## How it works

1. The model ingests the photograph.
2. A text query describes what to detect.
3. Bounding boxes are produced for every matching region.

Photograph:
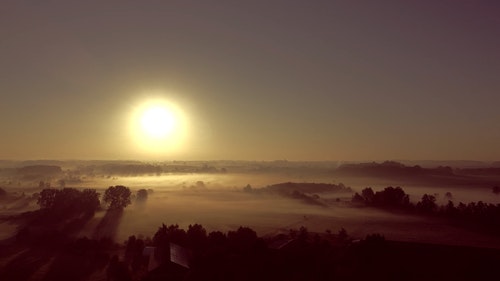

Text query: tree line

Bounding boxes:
[36,185,149,213]
[352,186,500,233]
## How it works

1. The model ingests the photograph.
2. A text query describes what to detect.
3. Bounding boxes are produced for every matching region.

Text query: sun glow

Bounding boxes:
[140,106,176,139]
[130,98,188,154]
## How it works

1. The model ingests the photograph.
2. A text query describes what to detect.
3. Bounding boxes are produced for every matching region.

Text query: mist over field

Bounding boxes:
[2,160,500,281]
[2,160,500,248]
[101,174,500,248]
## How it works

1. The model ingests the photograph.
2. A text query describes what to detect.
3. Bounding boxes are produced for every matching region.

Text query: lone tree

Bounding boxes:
[136,189,148,202]
[104,185,131,210]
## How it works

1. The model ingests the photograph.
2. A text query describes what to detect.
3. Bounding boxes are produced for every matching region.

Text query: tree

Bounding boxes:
[125,235,146,272]
[364,233,385,244]
[37,188,58,209]
[444,200,457,217]
[187,224,208,250]
[243,184,253,192]
[36,188,100,215]
[136,189,148,202]
[153,224,188,262]
[373,186,410,208]
[351,192,364,203]
[445,192,453,200]
[361,187,375,203]
[56,188,81,211]
[208,231,227,246]
[338,228,348,241]
[417,194,437,214]
[103,185,131,209]
[228,226,258,251]
[80,189,100,214]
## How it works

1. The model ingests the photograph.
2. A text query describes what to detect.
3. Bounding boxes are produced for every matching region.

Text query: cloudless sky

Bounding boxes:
[1,0,499,161]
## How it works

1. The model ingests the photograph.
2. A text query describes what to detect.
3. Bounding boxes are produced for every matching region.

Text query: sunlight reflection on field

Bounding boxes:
[89,173,326,190]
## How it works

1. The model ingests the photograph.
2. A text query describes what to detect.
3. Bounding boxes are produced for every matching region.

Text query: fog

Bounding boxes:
[75,173,500,248]
[345,178,500,205]
[84,173,500,205]
[2,169,500,249]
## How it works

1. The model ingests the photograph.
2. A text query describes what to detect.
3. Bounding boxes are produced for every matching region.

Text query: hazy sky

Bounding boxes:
[1,0,499,161]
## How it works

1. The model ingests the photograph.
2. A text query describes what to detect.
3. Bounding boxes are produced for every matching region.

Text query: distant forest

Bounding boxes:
[2,160,500,179]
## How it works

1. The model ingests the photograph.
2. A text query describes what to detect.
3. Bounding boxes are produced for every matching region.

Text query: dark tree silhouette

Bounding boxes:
[243,184,253,192]
[55,188,81,210]
[136,189,148,202]
[353,186,410,209]
[103,185,131,210]
[187,224,208,250]
[352,192,364,203]
[227,226,258,252]
[80,189,100,215]
[372,186,410,208]
[443,200,458,217]
[37,188,100,215]
[152,224,188,263]
[37,188,58,209]
[445,191,453,200]
[361,187,375,203]
[417,194,437,213]
[124,235,146,272]
[207,230,227,245]
[338,228,348,241]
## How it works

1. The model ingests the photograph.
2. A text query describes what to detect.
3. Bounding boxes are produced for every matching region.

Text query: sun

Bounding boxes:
[130,99,187,154]
[140,105,176,139]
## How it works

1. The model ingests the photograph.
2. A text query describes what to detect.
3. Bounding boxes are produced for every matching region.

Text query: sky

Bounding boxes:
[1,0,499,161]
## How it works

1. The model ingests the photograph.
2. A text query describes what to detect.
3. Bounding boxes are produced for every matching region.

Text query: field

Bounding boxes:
[2,169,500,248]
[2,162,500,280]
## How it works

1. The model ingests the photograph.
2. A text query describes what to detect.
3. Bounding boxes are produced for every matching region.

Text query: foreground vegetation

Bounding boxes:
[2,220,500,281]
[1,182,500,280]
